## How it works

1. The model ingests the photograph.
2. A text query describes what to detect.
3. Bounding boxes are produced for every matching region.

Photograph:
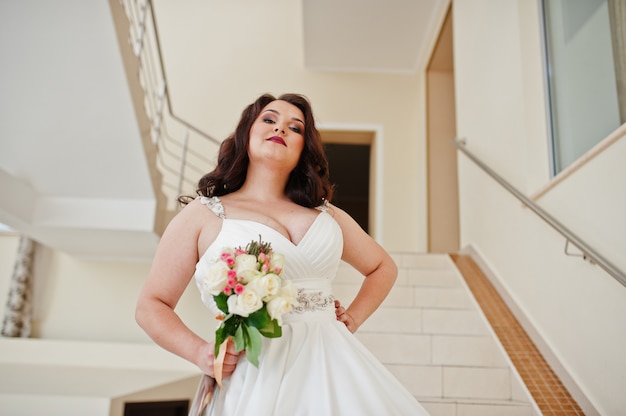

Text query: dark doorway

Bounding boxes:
[324,143,370,233]
[124,400,189,416]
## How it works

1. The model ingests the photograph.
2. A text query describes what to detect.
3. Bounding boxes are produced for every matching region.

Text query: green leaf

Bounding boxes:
[247,306,270,329]
[247,307,282,338]
[214,325,226,356]
[264,321,282,338]
[233,324,246,353]
[213,293,229,314]
[225,315,242,334]
[214,315,242,355]
[245,325,262,367]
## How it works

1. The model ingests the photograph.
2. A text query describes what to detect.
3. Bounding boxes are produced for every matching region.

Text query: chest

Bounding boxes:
[221,198,319,246]
[236,211,318,246]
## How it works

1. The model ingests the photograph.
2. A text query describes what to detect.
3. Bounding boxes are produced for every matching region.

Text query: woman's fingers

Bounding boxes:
[335,299,345,317]
[202,339,240,378]
[215,339,243,377]
[334,299,356,333]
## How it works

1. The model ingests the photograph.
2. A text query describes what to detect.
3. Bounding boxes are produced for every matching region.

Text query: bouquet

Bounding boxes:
[197,236,299,385]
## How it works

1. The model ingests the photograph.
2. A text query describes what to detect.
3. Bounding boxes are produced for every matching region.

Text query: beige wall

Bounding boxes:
[0,232,214,344]
[0,338,200,416]
[153,0,429,252]
[31,247,216,344]
[427,71,458,252]
[453,0,626,415]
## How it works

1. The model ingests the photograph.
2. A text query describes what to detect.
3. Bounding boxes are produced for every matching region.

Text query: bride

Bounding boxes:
[136,93,430,415]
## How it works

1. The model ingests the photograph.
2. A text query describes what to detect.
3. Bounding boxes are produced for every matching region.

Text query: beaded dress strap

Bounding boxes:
[199,196,225,219]
[315,199,330,212]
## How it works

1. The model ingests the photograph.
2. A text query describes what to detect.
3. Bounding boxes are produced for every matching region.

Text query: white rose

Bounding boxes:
[200,260,230,296]
[269,252,285,273]
[247,273,281,301]
[235,254,260,282]
[278,279,299,304]
[226,287,263,317]
[267,296,292,326]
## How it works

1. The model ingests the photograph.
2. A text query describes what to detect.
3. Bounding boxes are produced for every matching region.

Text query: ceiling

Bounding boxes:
[302,0,445,73]
[0,0,447,261]
[0,1,158,261]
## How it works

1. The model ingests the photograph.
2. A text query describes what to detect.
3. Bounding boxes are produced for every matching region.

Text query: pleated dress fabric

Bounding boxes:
[195,197,429,415]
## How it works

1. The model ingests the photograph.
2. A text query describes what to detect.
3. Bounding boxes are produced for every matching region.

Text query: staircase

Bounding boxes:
[334,253,539,416]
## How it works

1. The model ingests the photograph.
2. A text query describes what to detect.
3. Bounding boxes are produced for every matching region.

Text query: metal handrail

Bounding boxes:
[453,138,626,288]
[146,1,221,147]
[119,0,220,210]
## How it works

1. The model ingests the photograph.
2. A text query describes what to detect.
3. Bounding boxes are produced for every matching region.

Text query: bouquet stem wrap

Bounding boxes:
[214,337,230,388]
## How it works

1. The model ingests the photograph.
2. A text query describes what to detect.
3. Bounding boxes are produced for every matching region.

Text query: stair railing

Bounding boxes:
[453,138,626,288]
[118,0,220,211]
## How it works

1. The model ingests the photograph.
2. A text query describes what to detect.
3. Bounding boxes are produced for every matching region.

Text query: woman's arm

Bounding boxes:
[135,200,240,377]
[330,205,398,333]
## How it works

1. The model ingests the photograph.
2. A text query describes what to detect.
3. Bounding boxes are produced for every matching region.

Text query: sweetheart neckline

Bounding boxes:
[223,211,328,248]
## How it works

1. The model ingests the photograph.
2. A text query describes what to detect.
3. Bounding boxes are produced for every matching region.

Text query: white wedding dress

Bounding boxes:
[195,196,429,415]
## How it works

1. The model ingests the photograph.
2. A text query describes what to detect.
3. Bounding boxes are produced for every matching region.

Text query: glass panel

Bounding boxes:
[542,0,621,174]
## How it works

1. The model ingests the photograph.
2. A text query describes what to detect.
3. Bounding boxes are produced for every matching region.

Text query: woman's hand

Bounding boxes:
[335,299,357,333]
[197,340,243,378]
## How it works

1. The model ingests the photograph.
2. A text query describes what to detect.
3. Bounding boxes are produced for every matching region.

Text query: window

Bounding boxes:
[542,0,623,175]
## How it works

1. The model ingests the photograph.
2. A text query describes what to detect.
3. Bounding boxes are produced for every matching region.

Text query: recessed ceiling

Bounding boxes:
[302,0,445,73]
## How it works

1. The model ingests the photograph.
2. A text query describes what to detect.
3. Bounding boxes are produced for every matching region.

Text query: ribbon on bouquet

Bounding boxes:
[213,337,231,388]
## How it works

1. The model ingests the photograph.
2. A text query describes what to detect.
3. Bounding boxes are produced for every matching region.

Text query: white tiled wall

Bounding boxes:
[333,253,540,416]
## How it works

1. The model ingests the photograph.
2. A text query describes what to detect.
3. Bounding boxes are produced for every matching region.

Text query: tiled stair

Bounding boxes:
[333,253,540,416]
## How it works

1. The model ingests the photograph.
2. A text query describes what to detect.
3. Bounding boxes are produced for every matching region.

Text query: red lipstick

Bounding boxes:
[267,136,287,146]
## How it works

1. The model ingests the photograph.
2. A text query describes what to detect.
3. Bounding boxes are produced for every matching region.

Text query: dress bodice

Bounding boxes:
[194,196,343,312]
[193,199,429,415]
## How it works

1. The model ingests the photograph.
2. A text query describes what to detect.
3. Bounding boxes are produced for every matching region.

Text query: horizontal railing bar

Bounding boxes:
[453,138,626,288]
[120,0,221,214]
[147,0,220,146]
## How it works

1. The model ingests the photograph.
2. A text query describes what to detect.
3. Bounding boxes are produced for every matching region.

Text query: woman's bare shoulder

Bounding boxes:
[323,202,348,222]
[173,197,221,224]
[189,198,225,257]
[160,198,224,257]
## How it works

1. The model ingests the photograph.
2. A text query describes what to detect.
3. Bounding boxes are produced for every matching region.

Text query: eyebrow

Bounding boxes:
[264,109,305,126]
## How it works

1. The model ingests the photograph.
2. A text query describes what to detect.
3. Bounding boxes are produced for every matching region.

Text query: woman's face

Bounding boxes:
[248,100,306,172]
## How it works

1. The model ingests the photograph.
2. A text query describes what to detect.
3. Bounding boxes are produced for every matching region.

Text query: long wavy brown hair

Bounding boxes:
[182,93,333,208]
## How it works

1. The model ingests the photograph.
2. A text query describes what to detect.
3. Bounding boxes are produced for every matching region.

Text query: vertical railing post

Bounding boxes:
[178,129,190,198]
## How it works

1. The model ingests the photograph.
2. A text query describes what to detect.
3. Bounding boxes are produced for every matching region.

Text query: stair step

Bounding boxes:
[334,253,538,414]
[420,398,534,416]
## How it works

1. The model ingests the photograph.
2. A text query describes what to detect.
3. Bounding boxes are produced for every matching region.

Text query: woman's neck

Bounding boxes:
[236,164,291,202]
